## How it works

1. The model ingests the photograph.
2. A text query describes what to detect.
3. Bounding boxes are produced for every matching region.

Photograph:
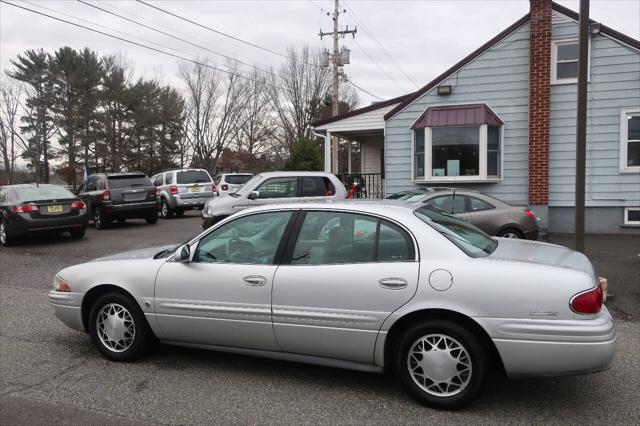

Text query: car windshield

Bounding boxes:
[107,175,152,189]
[389,191,429,202]
[13,185,75,201]
[414,205,498,257]
[176,170,211,184]
[225,175,253,184]
[231,175,263,197]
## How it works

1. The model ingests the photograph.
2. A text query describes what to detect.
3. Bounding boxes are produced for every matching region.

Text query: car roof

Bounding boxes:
[239,199,423,219]
[163,168,210,173]
[93,172,147,177]
[256,171,335,178]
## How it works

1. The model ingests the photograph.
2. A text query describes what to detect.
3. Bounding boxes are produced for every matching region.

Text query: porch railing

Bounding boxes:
[336,173,384,199]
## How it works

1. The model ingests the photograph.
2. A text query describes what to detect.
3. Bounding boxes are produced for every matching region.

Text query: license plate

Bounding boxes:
[190,186,201,193]
[47,205,63,213]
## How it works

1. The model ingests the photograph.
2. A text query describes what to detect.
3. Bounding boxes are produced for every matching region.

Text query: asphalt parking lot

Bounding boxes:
[1,212,639,425]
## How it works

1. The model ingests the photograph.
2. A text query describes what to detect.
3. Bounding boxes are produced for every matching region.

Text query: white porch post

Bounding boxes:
[347,140,352,174]
[324,131,332,172]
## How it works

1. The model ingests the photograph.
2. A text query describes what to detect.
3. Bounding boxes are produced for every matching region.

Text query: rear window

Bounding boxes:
[14,185,75,201]
[225,175,252,185]
[414,205,497,257]
[176,170,211,184]
[107,175,152,189]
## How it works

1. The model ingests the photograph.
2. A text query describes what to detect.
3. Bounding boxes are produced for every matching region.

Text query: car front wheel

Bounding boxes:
[394,320,487,409]
[160,199,173,219]
[94,207,107,230]
[497,228,524,239]
[0,221,15,247]
[88,292,153,361]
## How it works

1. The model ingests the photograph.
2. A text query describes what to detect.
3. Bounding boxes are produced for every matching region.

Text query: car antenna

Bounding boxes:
[451,187,456,214]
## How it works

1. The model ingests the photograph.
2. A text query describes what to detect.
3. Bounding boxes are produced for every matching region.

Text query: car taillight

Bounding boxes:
[70,200,86,209]
[570,284,603,314]
[11,204,39,213]
[212,184,217,192]
[524,209,536,220]
[221,184,228,191]
[170,185,178,195]
[101,190,111,201]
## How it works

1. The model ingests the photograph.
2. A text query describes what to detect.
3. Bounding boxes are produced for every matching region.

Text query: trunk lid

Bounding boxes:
[107,175,155,205]
[489,238,595,276]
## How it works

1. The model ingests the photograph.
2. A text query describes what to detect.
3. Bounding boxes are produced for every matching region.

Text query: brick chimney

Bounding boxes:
[528,0,552,205]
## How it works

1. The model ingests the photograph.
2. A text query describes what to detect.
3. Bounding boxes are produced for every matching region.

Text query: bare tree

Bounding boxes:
[236,68,275,157]
[0,78,28,184]
[181,60,252,171]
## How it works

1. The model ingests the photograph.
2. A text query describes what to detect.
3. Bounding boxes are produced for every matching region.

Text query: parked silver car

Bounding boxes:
[49,201,615,409]
[387,188,539,239]
[213,173,253,197]
[151,169,215,219]
[201,171,347,229]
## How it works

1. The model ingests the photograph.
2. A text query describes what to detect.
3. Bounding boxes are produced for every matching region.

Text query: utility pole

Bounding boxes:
[574,0,590,253]
[319,0,356,173]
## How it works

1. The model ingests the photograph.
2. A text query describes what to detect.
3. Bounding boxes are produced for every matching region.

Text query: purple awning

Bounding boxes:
[411,104,503,129]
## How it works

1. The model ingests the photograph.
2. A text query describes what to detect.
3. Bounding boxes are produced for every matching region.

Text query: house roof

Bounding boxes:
[383,2,640,122]
[411,104,503,129]
[310,92,414,128]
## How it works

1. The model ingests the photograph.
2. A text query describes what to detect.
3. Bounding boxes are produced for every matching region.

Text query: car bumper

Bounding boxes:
[48,291,85,332]
[476,307,617,377]
[169,194,215,209]
[104,202,157,218]
[524,229,539,240]
[8,213,88,236]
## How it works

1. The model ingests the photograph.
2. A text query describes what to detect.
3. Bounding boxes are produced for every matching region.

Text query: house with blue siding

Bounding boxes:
[312,0,640,234]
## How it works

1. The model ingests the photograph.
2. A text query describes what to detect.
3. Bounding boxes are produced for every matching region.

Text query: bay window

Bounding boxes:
[412,104,503,182]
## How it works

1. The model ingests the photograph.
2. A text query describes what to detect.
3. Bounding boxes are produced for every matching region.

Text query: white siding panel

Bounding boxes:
[315,103,399,132]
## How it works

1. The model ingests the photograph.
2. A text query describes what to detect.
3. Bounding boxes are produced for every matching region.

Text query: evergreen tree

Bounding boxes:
[283,136,322,171]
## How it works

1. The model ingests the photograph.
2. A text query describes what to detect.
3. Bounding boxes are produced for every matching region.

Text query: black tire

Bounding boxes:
[88,292,153,361]
[117,218,126,224]
[394,320,487,409]
[0,220,15,247]
[69,228,86,239]
[145,215,158,225]
[94,207,108,230]
[160,199,173,219]
[497,228,524,239]
[174,209,185,217]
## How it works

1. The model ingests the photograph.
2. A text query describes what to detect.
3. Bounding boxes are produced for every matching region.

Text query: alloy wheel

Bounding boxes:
[407,334,472,397]
[502,232,520,238]
[96,303,136,353]
[161,201,169,218]
[94,209,102,228]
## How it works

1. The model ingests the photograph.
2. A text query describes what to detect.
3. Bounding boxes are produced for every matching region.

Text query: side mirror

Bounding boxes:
[248,191,259,200]
[174,244,191,263]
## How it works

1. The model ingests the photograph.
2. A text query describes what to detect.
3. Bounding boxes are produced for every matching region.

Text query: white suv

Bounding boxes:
[201,171,347,228]
[213,173,253,197]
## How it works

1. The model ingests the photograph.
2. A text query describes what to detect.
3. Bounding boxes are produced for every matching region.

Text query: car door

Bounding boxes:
[154,210,295,350]
[248,176,301,207]
[464,195,500,234]
[78,176,97,212]
[272,210,419,363]
[298,176,336,202]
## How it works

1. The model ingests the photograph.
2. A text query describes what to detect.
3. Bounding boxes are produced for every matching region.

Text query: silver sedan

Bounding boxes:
[49,201,616,409]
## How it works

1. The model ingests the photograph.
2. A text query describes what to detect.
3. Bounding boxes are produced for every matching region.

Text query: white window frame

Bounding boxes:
[411,124,503,183]
[623,207,640,226]
[620,108,640,173]
[551,38,590,85]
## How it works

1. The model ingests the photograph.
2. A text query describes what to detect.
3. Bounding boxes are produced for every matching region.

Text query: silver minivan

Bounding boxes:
[151,169,215,219]
[201,171,347,228]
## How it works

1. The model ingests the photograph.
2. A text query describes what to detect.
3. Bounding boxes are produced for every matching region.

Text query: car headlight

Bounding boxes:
[53,275,71,292]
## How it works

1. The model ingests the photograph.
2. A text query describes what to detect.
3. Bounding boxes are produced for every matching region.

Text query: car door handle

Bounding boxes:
[378,278,408,290]
[242,275,267,286]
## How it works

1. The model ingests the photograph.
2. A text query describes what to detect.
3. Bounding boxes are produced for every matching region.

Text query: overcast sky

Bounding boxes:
[1,0,639,107]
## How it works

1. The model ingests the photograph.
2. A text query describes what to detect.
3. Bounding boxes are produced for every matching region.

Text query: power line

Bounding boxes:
[136,0,289,59]
[76,0,276,78]
[343,0,419,89]
[349,30,405,91]
[136,0,383,100]
[0,1,290,93]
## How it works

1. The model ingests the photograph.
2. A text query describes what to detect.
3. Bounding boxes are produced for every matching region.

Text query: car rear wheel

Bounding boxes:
[69,228,86,239]
[88,292,153,361]
[174,209,185,217]
[1,221,15,247]
[160,199,174,219]
[394,320,487,409]
[94,207,107,230]
[145,215,158,225]
[497,228,524,239]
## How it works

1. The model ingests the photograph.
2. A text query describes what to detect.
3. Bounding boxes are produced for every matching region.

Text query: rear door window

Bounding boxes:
[290,211,414,265]
[153,175,164,186]
[425,195,465,214]
[225,175,253,185]
[468,196,494,212]
[300,177,335,197]
[107,175,152,189]
[176,170,211,184]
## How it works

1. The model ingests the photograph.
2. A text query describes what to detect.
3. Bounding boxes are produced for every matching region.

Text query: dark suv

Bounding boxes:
[77,173,158,229]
